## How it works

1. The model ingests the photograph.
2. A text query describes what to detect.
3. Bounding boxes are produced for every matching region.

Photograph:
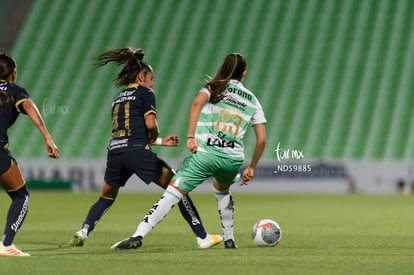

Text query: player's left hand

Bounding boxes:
[240,166,255,186]
[45,138,59,158]
[162,135,179,146]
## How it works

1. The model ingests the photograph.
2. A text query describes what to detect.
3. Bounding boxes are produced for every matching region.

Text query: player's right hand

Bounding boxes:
[187,137,198,153]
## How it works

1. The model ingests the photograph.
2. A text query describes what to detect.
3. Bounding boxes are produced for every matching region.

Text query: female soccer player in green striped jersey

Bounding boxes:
[112,53,266,249]
[71,48,222,249]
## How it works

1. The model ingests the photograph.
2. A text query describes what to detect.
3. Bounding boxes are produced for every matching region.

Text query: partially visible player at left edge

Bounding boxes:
[0,53,59,256]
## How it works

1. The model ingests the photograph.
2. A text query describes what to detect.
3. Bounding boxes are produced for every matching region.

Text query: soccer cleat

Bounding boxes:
[197,233,223,249]
[70,229,88,247]
[0,243,30,256]
[110,236,143,250]
[224,239,237,249]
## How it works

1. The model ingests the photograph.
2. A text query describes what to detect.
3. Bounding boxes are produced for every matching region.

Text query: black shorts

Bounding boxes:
[0,148,17,175]
[104,147,172,187]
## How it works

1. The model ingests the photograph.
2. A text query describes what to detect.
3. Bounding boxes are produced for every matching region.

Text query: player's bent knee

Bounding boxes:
[8,184,30,200]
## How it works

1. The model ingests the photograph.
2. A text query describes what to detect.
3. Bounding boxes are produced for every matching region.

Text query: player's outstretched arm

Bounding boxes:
[241,123,266,185]
[20,99,59,158]
[151,135,179,146]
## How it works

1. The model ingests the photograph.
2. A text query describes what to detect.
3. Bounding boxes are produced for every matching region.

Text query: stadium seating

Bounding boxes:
[8,0,414,160]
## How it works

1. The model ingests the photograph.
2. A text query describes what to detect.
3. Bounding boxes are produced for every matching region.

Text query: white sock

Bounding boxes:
[213,187,234,241]
[132,185,183,238]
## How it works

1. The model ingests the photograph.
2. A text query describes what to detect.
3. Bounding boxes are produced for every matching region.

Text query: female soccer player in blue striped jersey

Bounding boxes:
[112,53,266,249]
[71,48,222,249]
[0,53,59,256]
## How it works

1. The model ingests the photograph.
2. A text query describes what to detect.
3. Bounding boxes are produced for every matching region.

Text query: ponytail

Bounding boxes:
[95,47,152,87]
[204,53,246,104]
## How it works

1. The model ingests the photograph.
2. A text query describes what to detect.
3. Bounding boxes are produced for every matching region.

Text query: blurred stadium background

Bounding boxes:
[1,0,413,193]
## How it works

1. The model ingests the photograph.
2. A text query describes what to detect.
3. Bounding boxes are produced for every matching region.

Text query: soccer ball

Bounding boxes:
[252,219,282,247]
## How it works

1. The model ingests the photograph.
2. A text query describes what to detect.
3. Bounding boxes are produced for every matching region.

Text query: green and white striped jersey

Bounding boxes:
[195,79,266,160]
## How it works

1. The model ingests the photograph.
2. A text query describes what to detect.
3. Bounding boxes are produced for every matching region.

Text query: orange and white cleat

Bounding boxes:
[0,243,30,257]
[197,233,223,249]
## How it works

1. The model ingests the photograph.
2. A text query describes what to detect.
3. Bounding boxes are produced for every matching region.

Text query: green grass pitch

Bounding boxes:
[0,191,413,274]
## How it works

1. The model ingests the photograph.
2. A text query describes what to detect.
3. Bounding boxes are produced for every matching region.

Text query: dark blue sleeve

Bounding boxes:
[141,88,157,117]
[10,83,31,113]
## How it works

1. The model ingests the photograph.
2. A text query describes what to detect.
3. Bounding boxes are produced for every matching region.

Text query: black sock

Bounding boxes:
[2,185,30,246]
[178,195,207,239]
[81,197,114,234]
